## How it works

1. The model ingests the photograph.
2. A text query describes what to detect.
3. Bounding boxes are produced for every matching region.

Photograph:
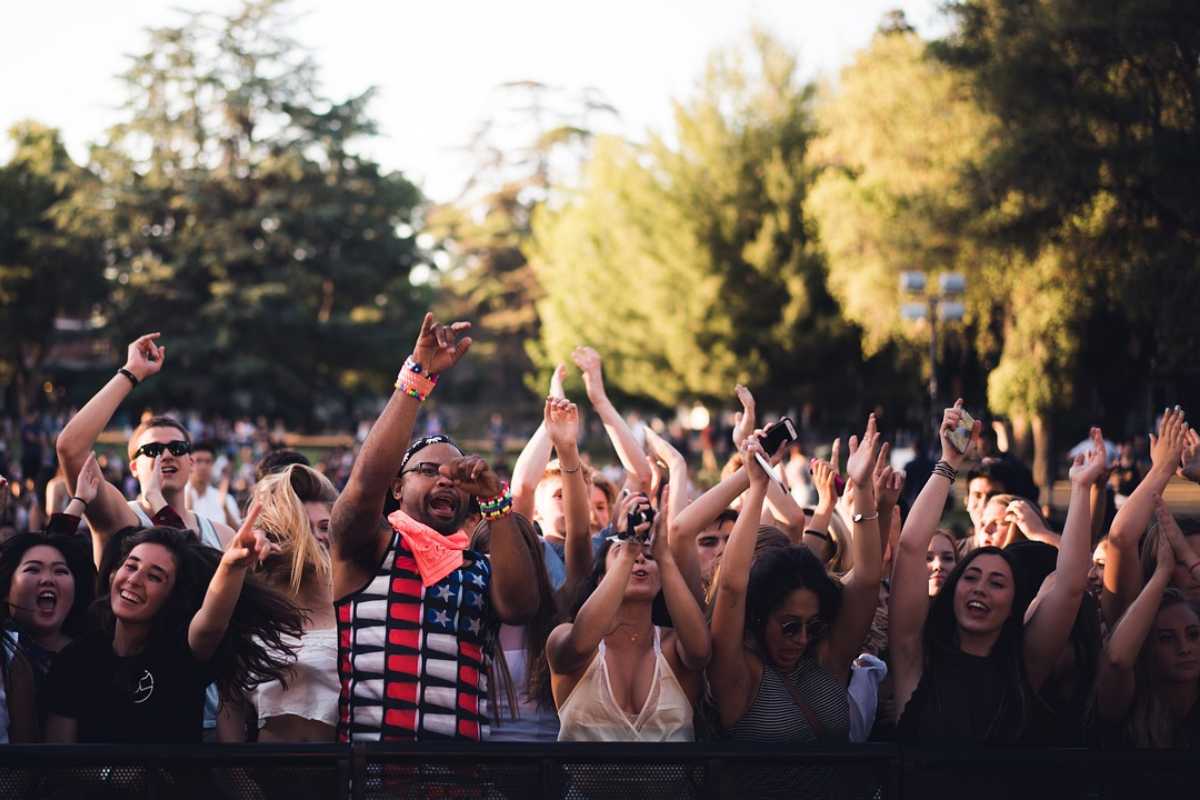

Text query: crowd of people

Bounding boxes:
[1,315,1198,765]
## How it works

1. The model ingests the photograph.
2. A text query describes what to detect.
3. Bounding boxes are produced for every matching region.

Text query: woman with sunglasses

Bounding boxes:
[708,416,884,743]
[44,507,303,743]
[56,333,236,570]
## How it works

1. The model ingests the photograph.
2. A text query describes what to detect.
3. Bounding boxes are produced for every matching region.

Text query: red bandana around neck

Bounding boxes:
[386,509,469,587]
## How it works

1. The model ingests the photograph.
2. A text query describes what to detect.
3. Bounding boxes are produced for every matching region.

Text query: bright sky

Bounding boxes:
[2,0,945,202]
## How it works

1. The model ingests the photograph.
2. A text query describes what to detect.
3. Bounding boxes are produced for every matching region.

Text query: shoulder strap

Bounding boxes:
[768,662,830,742]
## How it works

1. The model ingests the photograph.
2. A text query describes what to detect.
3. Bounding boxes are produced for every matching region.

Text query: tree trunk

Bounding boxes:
[1030,411,1053,510]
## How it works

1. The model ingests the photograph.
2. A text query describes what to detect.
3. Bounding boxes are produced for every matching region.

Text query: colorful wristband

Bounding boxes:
[394,356,439,401]
[479,482,513,520]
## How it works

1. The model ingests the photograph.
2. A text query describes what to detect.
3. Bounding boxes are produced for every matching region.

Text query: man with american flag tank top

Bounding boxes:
[329,312,539,741]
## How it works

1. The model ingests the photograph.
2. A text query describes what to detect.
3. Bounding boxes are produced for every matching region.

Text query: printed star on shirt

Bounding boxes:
[432,610,451,627]
[470,573,486,587]
[468,618,482,635]
[435,585,453,602]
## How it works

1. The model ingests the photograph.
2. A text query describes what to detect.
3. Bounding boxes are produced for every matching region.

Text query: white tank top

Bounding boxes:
[556,626,693,742]
[248,628,339,727]
[126,500,221,550]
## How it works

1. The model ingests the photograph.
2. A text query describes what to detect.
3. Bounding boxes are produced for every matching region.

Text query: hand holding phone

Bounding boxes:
[753,417,798,483]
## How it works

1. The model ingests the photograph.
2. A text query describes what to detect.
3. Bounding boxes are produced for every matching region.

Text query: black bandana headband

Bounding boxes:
[398,434,464,475]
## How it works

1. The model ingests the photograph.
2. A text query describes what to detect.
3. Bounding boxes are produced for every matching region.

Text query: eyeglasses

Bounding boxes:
[779,617,827,640]
[133,440,192,460]
[401,462,444,479]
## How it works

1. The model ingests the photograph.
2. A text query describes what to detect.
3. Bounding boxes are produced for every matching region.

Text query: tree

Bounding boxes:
[427,81,617,403]
[0,122,105,417]
[60,0,426,425]
[531,31,878,423]
[934,0,1200,435]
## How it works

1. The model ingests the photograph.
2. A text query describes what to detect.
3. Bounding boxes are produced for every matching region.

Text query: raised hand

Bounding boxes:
[612,492,653,542]
[1153,510,1176,576]
[1178,427,1200,483]
[873,443,904,516]
[142,454,166,505]
[731,385,756,449]
[741,436,770,490]
[810,457,839,513]
[1153,497,1186,552]
[544,397,581,448]
[1069,426,1109,487]
[939,399,979,470]
[411,312,472,375]
[643,426,683,465]
[845,414,881,488]
[571,346,604,398]
[221,504,270,571]
[549,363,567,400]
[1005,498,1052,538]
[123,333,166,382]
[74,452,104,506]
[1149,406,1188,476]
[439,456,503,498]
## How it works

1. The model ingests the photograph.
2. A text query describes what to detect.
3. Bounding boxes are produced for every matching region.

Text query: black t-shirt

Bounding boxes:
[46,628,213,743]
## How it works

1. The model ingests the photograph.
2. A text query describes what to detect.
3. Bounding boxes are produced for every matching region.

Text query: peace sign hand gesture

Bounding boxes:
[411,312,473,375]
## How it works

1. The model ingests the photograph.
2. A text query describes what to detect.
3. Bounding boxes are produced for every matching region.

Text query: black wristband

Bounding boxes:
[933,460,958,481]
[68,495,89,509]
[803,528,831,542]
[118,368,140,387]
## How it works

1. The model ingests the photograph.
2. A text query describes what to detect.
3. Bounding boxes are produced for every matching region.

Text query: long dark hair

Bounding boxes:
[96,527,304,699]
[470,514,558,713]
[0,532,96,641]
[924,545,1033,742]
[744,543,843,661]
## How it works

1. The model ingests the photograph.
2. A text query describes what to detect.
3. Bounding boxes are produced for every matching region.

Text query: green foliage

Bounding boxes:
[0,122,105,414]
[59,0,425,424]
[935,0,1200,415]
[531,31,869,416]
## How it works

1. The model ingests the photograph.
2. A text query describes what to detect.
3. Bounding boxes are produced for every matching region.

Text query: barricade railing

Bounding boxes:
[0,743,1192,800]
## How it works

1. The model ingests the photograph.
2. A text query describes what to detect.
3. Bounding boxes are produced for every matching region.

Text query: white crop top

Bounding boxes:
[248,628,339,727]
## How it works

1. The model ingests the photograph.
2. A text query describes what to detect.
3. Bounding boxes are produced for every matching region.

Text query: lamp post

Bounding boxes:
[901,271,966,430]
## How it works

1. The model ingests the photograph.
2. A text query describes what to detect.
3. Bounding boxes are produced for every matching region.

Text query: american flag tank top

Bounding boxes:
[336,530,494,741]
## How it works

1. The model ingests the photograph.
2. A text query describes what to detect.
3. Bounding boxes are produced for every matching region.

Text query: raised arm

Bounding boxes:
[444,456,539,624]
[1004,498,1062,548]
[1103,407,1187,624]
[727,385,805,539]
[55,334,164,538]
[890,401,977,719]
[644,426,703,603]
[1178,427,1200,484]
[546,502,648,679]
[822,415,883,685]
[805,449,840,561]
[189,506,269,661]
[511,364,566,519]
[545,396,593,588]
[707,437,770,725]
[1023,427,1107,689]
[573,346,653,493]
[1095,526,1174,720]
[651,513,711,671]
[330,314,471,568]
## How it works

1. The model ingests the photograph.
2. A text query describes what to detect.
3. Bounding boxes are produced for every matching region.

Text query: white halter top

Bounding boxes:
[556,626,693,742]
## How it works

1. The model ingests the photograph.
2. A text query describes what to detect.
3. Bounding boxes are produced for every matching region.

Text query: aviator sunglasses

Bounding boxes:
[133,440,192,459]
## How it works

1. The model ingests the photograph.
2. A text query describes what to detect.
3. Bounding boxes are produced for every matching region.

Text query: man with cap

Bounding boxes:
[330,312,539,741]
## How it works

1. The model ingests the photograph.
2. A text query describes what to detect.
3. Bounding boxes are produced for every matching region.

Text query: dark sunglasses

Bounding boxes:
[133,440,192,459]
[779,618,827,640]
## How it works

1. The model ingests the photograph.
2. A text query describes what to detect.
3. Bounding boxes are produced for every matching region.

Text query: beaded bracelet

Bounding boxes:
[479,482,513,520]
[932,460,958,481]
[394,356,439,401]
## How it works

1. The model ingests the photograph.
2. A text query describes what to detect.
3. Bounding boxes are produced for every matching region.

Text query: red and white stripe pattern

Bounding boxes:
[337,531,493,741]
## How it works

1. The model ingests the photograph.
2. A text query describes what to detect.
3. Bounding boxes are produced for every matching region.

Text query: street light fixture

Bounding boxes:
[900,270,967,417]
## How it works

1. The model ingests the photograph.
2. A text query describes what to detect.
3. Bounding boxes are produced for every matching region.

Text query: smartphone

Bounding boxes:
[759,418,799,457]
[947,409,976,454]
[754,417,798,484]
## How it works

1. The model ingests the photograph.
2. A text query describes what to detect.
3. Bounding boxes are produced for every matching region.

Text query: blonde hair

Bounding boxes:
[252,465,336,598]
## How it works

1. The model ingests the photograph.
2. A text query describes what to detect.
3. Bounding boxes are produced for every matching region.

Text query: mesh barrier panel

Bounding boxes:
[0,745,1192,800]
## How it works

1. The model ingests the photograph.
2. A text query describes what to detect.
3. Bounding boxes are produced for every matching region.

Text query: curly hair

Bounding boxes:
[96,527,303,699]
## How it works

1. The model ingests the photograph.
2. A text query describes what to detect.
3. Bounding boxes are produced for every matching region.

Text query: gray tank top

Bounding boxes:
[728,657,850,743]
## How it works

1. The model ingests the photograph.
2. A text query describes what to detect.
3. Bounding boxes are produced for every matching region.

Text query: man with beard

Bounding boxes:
[330,313,539,742]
